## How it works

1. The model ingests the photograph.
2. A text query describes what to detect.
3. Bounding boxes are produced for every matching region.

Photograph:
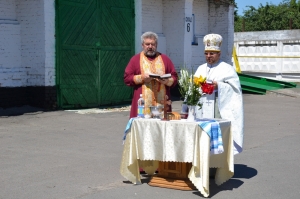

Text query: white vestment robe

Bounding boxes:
[194,61,244,155]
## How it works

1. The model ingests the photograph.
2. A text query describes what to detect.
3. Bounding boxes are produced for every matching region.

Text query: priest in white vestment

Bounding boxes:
[194,33,244,155]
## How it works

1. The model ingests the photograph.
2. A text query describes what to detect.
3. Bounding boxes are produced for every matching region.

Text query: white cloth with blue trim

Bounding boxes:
[120,118,233,197]
[123,118,224,155]
[196,119,224,154]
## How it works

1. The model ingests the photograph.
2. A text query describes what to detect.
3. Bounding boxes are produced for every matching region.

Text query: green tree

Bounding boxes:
[234,0,300,32]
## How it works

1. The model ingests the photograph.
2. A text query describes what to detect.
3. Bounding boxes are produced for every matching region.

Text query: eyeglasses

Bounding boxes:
[204,52,219,56]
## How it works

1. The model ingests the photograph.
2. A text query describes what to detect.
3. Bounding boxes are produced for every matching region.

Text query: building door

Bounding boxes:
[56,0,134,108]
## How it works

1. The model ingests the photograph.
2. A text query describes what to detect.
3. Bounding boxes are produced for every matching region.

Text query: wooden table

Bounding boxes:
[120,118,233,197]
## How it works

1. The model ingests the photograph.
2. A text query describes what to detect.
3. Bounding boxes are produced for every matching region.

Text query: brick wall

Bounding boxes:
[139,0,233,71]
[0,0,55,87]
[142,0,163,34]
[0,0,23,87]
[162,0,185,69]
[16,0,46,86]
[139,0,234,97]
[0,0,17,19]
[0,0,56,109]
[191,0,208,68]
[208,1,233,64]
[1,0,233,108]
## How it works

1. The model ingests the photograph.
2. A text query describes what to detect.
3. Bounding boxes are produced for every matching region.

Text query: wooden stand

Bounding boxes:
[148,161,196,191]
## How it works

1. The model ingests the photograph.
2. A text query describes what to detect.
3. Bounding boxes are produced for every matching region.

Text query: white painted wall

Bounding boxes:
[137,0,234,73]
[162,0,185,69]
[0,0,17,20]
[137,0,166,54]
[1,0,234,87]
[234,30,300,82]
[207,2,233,65]
[0,0,23,87]
[0,0,55,87]
[134,0,142,53]
[191,0,208,69]
[44,1,56,86]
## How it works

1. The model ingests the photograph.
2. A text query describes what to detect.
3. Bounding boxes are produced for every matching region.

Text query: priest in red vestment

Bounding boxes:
[124,31,178,118]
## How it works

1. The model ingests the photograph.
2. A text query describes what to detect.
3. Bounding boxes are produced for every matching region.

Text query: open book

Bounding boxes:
[149,73,171,79]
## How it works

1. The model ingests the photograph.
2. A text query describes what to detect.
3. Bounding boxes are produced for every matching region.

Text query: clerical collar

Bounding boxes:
[207,60,221,68]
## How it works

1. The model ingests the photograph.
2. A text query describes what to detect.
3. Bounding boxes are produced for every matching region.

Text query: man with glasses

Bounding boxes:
[194,33,244,155]
[124,31,178,118]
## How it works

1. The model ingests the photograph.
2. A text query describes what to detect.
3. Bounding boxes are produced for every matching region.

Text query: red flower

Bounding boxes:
[201,82,214,94]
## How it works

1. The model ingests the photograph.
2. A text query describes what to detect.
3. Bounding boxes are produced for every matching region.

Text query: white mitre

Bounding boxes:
[203,33,222,52]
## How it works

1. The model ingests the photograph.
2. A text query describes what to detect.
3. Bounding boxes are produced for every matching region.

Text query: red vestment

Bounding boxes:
[124,52,178,118]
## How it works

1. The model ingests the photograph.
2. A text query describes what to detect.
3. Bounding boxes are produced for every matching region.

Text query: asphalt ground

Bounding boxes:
[0,90,300,199]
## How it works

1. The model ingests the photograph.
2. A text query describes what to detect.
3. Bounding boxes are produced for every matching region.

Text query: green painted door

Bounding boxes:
[56,0,134,109]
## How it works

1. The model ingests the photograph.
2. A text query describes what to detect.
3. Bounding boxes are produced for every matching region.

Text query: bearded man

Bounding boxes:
[124,31,178,118]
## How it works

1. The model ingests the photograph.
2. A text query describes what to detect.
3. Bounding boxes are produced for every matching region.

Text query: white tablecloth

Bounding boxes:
[120,118,233,197]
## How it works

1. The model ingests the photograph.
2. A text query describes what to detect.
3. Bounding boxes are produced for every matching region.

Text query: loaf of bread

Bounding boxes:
[167,112,181,120]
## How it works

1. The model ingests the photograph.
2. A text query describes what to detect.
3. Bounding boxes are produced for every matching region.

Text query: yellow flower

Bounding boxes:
[193,75,206,86]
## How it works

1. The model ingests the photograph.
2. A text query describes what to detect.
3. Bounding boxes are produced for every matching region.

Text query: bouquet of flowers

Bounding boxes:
[178,68,206,107]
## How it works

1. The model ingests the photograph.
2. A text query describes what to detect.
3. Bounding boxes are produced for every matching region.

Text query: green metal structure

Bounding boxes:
[56,0,135,109]
[238,73,297,94]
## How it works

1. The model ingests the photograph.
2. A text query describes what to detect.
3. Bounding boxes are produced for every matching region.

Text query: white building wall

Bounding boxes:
[191,0,208,69]
[142,0,163,34]
[2,0,234,88]
[137,0,189,69]
[162,0,185,69]
[208,2,233,64]
[0,0,17,19]
[183,0,193,68]
[139,0,166,54]
[234,30,300,82]
[136,0,234,72]
[226,5,235,63]
[16,0,45,86]
[0,0,23,87]
[191,1,234,69]
[0,0,55,88]
[134,0,142,53]
[0,23,23,87]
[44,1,56,86]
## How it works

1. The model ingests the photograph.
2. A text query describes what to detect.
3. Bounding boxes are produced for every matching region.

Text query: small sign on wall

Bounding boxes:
[185,16,192,32]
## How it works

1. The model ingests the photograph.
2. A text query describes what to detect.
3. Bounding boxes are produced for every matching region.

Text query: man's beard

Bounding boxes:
[144,49,156,57]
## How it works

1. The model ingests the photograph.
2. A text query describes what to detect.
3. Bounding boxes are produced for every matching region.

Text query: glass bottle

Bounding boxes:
[137,94,145,118]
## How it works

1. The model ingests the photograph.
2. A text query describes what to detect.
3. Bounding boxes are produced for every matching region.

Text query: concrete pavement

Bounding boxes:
[0,90,300,199]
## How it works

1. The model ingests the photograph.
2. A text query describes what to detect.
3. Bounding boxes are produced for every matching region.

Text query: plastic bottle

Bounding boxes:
[137,94,145,118]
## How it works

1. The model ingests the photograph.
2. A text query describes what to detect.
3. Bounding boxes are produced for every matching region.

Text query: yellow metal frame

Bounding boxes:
[232,46,241,73]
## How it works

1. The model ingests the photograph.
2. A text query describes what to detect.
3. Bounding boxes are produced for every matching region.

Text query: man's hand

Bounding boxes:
[142,73,152,83]
[212,81,218,89]
[158,78,168,85]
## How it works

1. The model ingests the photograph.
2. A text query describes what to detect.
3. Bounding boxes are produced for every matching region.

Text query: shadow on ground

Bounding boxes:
[121,164,257,198]
[192,164,257,198]
[0,105,45,117]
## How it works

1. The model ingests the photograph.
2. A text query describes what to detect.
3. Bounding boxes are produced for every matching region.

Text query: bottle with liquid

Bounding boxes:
[137,94,145,118]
